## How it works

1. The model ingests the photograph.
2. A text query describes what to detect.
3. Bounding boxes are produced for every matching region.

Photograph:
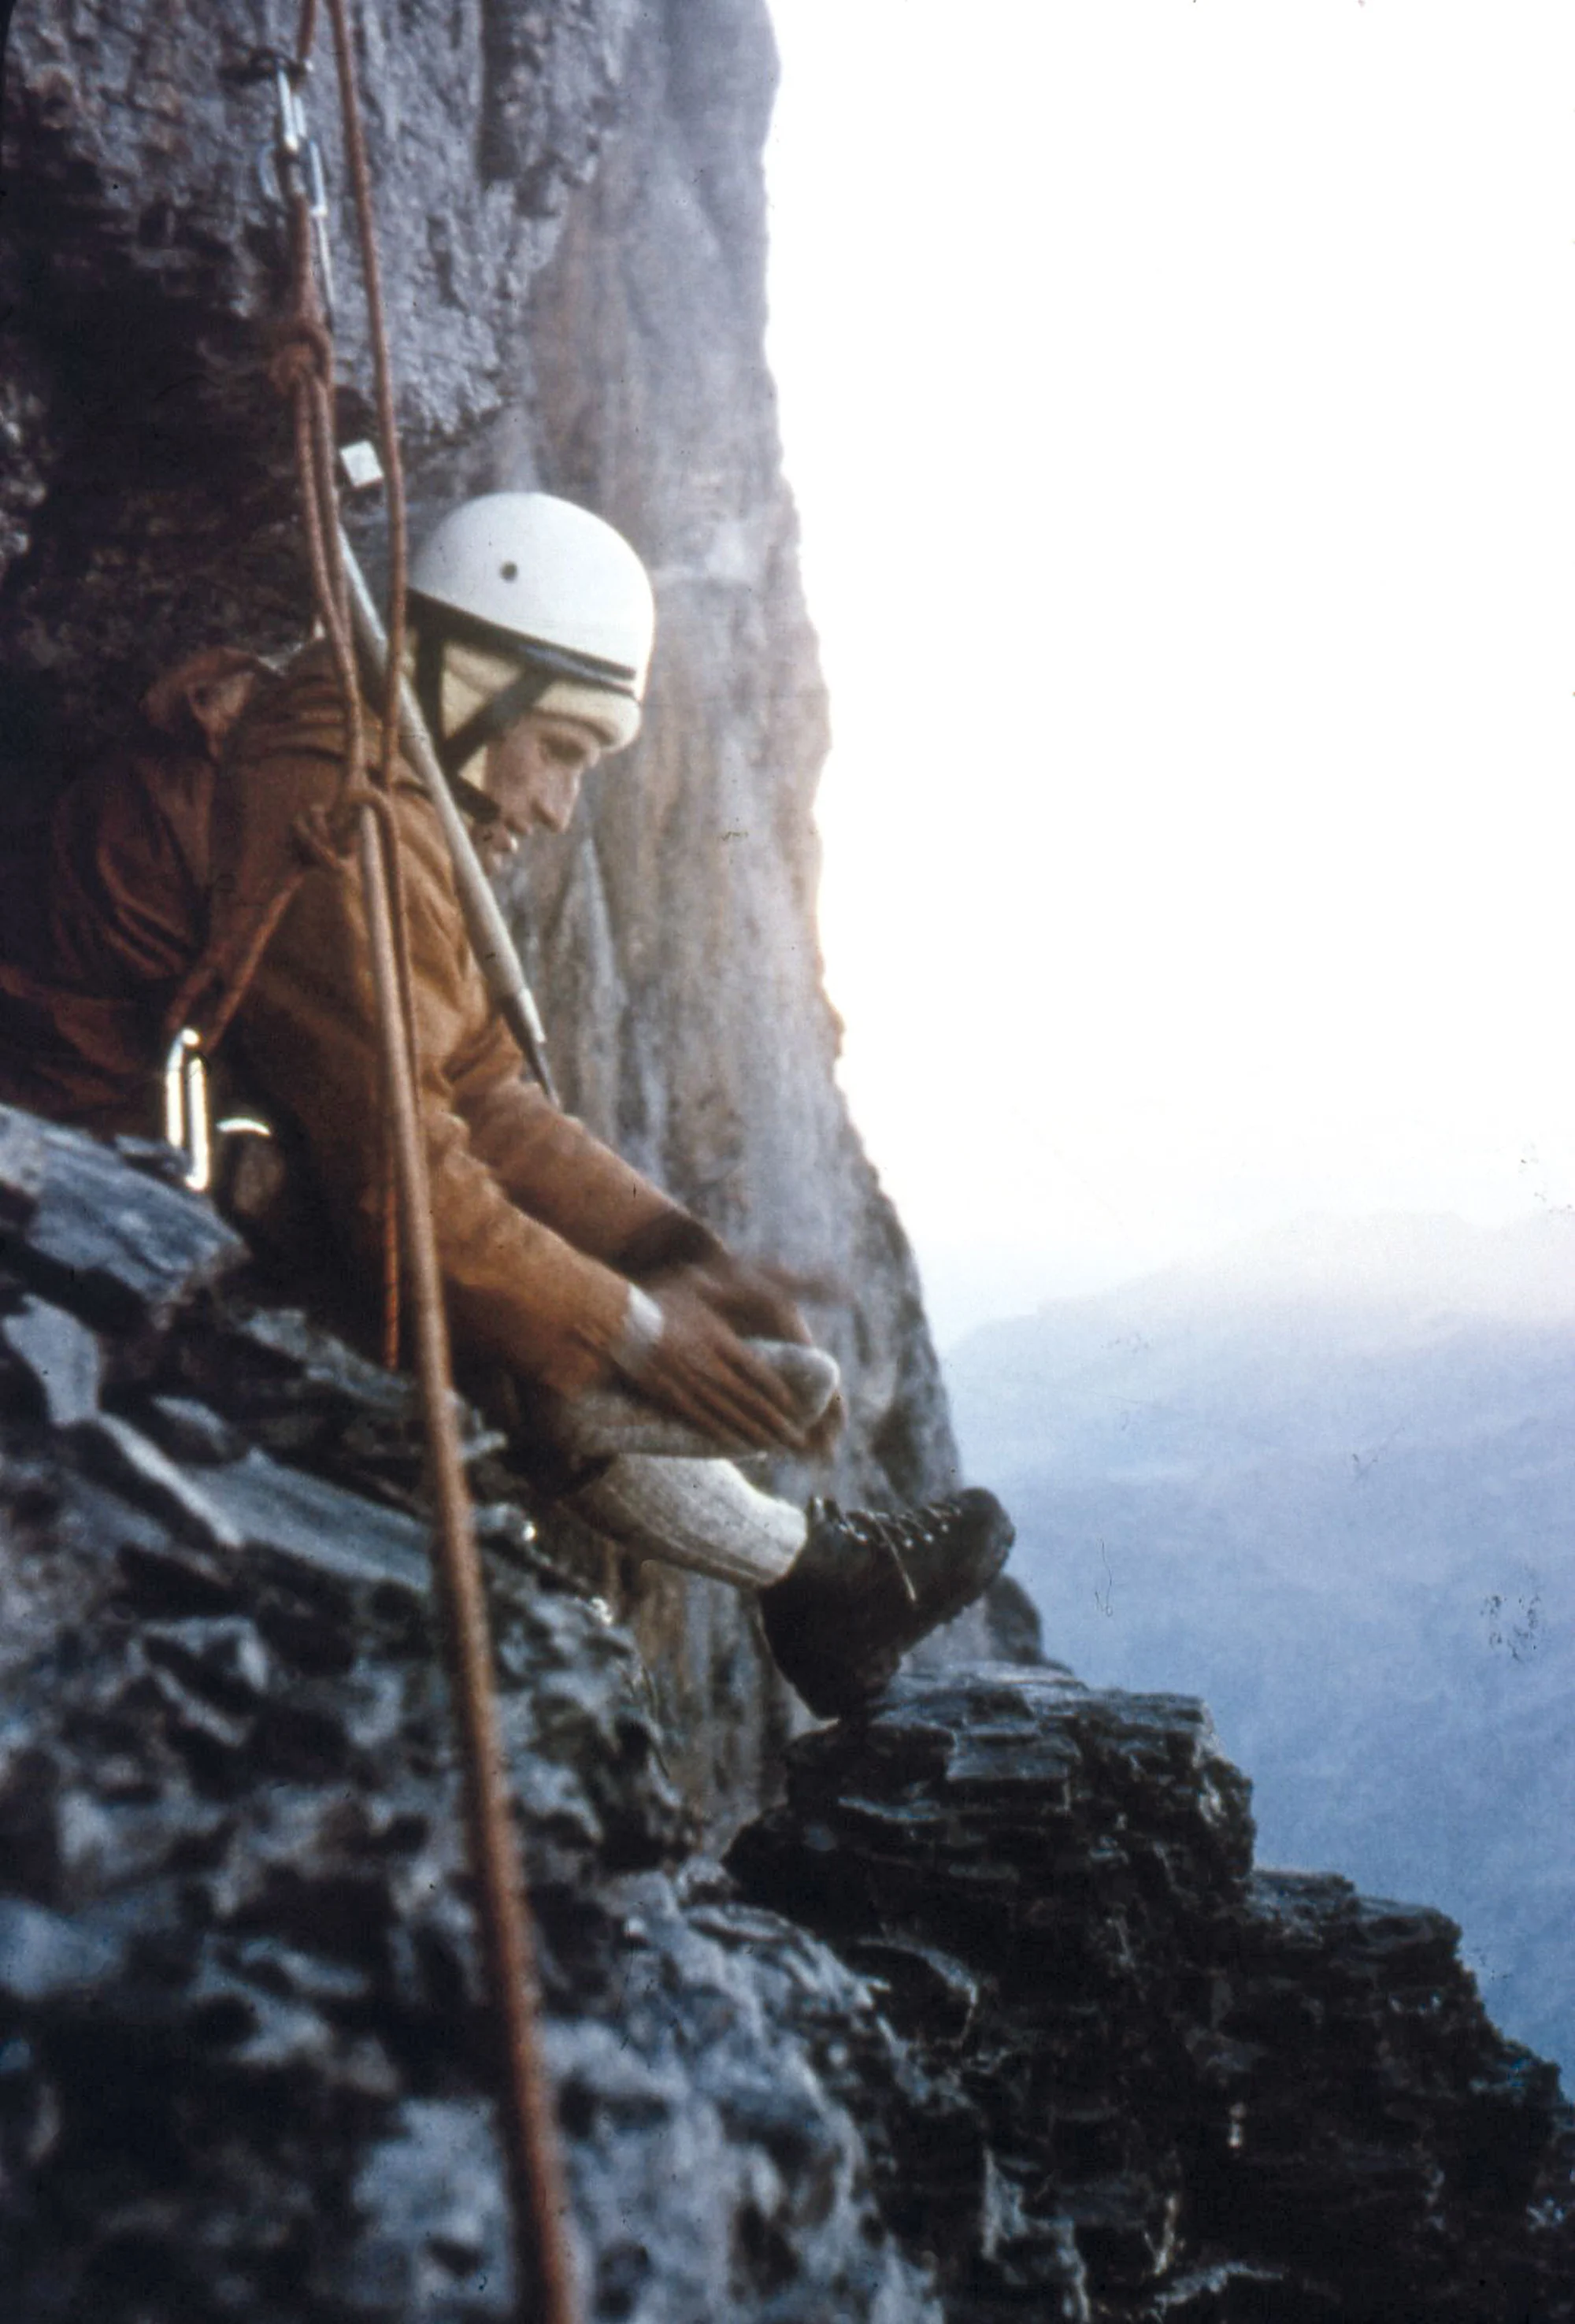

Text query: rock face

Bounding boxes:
[5,13,1573,2315]
[0,0,958,1825]
[0,1113,939,2322]
[734,1671,1575,2321]
[1,1116,1570,2322]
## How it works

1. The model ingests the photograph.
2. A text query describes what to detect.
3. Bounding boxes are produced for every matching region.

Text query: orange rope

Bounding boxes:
[323,0,408,793]
[275,9,582,2317]
[321,0,422,1111]
[276,195,406,1361]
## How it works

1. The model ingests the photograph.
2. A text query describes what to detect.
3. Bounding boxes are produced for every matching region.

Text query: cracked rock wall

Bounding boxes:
[0,0,961,1825]
[2,1114,1569,2322]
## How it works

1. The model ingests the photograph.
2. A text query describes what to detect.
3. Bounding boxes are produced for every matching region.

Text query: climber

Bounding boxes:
[0,490,1012,1718]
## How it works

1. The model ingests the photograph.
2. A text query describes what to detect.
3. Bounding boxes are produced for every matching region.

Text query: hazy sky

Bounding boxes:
[764,2,1575,1343]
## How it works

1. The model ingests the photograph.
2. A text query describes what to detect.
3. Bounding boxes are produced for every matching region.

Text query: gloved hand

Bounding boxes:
[635,1274,810,1451]
[675,1251,813,1345]
[618,1214,837,1350]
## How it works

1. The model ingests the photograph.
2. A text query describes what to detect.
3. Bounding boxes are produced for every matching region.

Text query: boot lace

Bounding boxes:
[814,1496,969,1607]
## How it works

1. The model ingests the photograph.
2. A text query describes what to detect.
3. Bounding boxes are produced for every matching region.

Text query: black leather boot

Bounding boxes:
[760,1488,1014,1719]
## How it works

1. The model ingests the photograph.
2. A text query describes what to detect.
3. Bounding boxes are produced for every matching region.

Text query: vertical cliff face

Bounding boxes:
[0,0,959,1822]
[5,24,1575,2310]
[506,2,972,1811]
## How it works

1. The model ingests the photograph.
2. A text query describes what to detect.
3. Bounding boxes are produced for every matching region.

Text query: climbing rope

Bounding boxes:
[256,9,583,2318]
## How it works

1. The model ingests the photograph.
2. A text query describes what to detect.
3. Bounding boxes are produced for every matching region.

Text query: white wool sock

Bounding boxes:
[565,1454,808,1588]
[554,1339,836,1585]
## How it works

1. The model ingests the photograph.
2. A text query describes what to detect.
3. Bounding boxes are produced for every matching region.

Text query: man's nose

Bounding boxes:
[538,767,582,832]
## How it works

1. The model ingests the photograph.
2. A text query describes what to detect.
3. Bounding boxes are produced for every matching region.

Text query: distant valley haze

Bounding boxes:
[943,1207,1575,2077]
[761,0,1575,2087]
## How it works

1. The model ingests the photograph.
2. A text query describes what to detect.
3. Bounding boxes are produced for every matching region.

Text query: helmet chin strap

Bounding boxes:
[438,661,557,781]
[446,766,504,826]
[413,625,556,798]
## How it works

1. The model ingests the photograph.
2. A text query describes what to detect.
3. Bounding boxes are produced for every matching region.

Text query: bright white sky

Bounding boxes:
[763,1,1575,1344]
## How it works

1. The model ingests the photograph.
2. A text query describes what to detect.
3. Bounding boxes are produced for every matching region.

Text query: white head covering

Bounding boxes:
[439,639,641,784]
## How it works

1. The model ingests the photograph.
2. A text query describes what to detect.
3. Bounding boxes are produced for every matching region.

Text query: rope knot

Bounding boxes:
[291,780,395,873]
[269,316,335,398]
[290,800,354,871]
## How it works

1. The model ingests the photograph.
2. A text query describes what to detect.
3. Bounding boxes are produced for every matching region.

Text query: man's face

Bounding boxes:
[476,710,604,870]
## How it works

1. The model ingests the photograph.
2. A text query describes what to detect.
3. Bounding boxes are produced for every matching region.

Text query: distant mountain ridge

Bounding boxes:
[946,1210,1575,2074]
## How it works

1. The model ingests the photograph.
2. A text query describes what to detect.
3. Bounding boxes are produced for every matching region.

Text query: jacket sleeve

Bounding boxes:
[229,768,679,1397]
[453,1015,706,1269]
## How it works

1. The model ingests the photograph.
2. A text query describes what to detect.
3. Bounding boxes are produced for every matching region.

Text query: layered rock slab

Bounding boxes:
[730,1670,1575,2322]
[1,1114,1572,2319]
[0,1116,939,2322]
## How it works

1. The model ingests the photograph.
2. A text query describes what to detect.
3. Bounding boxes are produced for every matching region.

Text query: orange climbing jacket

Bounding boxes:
[0,644,702,1396]
[0,648,270,1139]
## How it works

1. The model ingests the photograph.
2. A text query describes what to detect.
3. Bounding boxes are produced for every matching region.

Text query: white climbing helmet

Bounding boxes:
[408,492,656,768]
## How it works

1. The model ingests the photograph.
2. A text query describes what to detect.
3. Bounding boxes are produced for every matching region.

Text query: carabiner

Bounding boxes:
[162,1027,213,1194]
